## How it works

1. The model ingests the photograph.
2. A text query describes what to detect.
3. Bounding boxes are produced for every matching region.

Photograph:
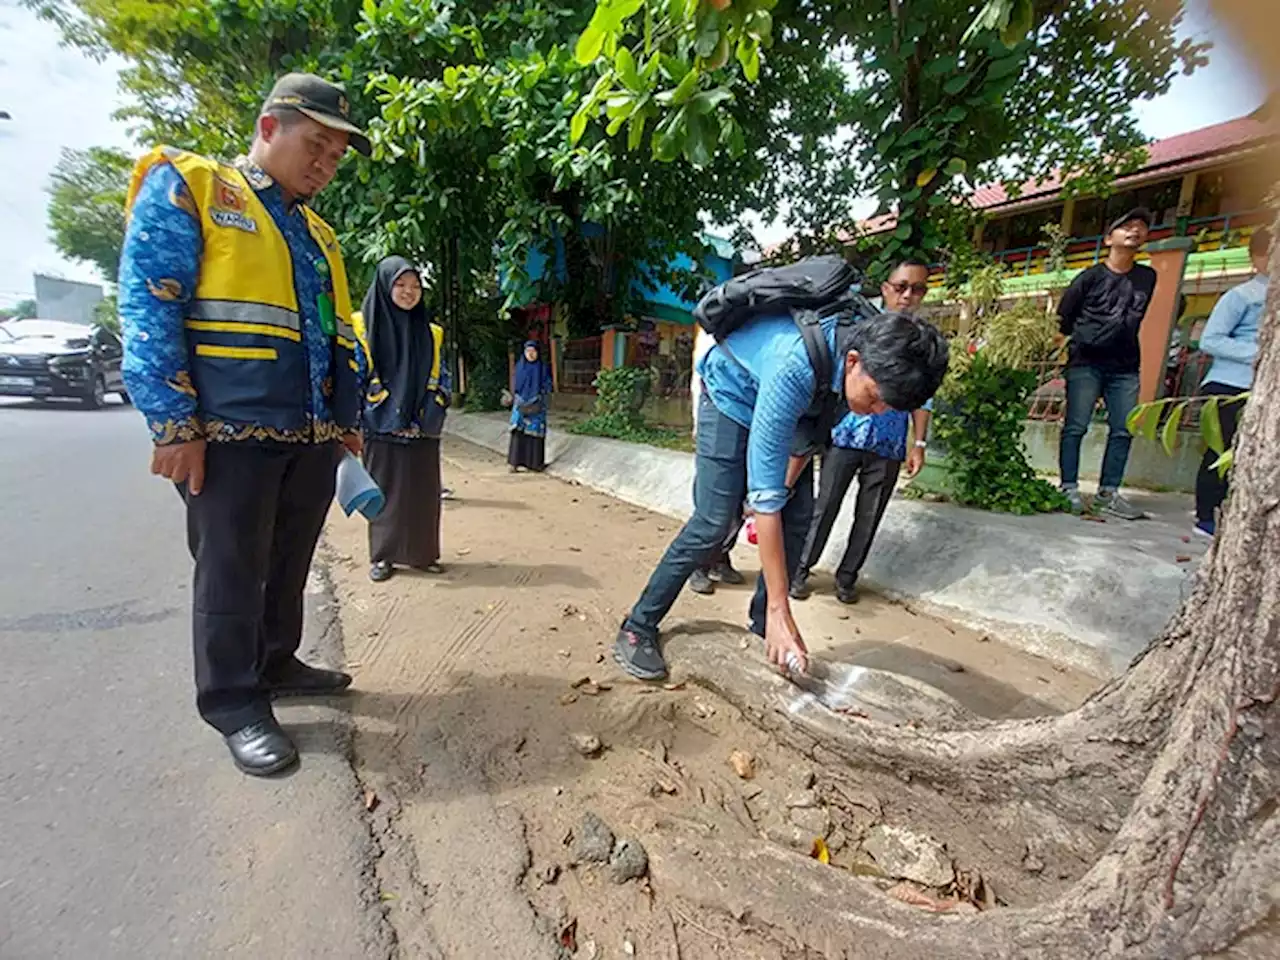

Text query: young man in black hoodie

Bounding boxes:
[1057,207,1157,520]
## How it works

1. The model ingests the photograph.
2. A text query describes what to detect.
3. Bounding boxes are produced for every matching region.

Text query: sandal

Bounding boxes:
[423,563,445,575]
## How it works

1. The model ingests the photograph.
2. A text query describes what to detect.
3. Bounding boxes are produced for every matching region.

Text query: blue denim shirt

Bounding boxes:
[697,314,844,514]
[1200,274,1267,391]
[119,158,366,445]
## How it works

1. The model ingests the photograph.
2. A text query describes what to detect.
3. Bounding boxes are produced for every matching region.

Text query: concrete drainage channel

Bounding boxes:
[445,411,1202,678]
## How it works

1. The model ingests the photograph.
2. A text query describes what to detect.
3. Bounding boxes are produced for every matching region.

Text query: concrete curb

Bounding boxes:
[446,412,1199,677]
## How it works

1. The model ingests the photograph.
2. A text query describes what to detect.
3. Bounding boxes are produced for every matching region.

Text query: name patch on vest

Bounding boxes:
[210,210,258,233]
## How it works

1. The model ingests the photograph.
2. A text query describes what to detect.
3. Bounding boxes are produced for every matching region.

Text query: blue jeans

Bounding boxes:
[626,393,815,639]
[1059,365,1140,491]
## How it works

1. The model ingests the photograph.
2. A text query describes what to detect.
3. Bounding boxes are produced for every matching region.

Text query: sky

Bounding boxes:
[0,0,1269,307]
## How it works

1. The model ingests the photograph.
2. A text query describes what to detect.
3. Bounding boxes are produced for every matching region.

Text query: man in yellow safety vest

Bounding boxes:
[118,73,369,776]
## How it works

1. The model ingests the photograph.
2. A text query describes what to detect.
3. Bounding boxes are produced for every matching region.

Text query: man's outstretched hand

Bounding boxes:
[152,439,207,496]
[765,605,808,674]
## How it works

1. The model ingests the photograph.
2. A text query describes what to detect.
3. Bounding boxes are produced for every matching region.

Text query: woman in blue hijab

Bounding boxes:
[508,340,553,472]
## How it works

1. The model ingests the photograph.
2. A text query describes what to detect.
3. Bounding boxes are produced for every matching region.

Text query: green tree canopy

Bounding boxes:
[46,146,133,282]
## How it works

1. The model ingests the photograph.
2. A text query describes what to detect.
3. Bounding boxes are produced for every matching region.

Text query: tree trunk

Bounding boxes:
[668,220,1280,956]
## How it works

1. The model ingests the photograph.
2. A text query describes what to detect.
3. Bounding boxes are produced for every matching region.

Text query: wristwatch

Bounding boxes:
[914,440,928,449]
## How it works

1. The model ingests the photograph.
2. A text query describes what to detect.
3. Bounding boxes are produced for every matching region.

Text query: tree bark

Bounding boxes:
[666,220,1280,957]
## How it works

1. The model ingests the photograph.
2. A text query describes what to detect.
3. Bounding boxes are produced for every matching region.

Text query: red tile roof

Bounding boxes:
[859,113,1277,235]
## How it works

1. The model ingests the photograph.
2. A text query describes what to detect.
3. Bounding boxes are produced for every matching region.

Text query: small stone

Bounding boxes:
[740,783,763,801]
[864,825,955,889]
[573,812,615,863]
[559,649,572,659]
[596,653,605,664]
[785,790,818,809]
[729,750,756,779]
[788,805,831,838]
[792,768,816,790]
[541,863,561,884]
[609,838,649,883]
[571,732,603,757]
[826,828,849,854]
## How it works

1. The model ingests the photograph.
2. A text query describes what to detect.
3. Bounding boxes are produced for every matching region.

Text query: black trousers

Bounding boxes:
[182,441,338,734]
[797,446,900,590]
[1194,382,1246,524]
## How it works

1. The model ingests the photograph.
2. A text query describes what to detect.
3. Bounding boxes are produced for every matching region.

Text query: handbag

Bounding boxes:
[517,395,545,416]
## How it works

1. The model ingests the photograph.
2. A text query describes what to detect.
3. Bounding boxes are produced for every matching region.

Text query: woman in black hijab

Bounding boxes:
[356,256,451,582]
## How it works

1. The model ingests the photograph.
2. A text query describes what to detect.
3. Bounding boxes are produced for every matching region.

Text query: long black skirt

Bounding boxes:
[364,437,441,569]
[508,429,546,472]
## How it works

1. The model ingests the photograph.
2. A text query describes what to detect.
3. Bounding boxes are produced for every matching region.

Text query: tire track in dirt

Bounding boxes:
[388,566,539,738]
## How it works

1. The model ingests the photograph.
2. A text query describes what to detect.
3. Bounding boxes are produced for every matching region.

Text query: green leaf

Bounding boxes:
[723,114,746,158]
[688,87,732,115]
[944,74,969,95]
[944,157,968,175]
[943,107,966,124]
[916,168,937,187]
[575,24,605,65]
[1200,396,1225,455]
[615,47,639,88]
[736,36,760,82]
[894,223,911,241]
[1126,401,1162,442]
[1211,448,1234,478]
[652,109,686,162]
[684,110,713,167]
[361,0,377,20]
[695,11,722,58]
[1161,401,1188,456]
[923,54,959,77]
[1001,0,1034,48]
[570,106,589,145]
[627,111,647,151]
[670,67,700,104]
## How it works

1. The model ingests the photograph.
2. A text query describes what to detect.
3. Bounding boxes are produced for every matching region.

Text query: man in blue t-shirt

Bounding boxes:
[613,309,948,681]
[790,259,934,603]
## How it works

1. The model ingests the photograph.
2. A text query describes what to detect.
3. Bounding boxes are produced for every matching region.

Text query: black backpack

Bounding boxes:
[693,255,879,455]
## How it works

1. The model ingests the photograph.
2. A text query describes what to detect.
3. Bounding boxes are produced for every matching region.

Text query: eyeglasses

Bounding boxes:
[886,281,929,296]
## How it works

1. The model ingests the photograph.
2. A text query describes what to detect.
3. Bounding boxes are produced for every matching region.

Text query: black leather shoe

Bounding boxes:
[225,718,298,777]
[267,658,353,699]
[789,573,812,601]
[836,583,860,605]
[370,561,394,582]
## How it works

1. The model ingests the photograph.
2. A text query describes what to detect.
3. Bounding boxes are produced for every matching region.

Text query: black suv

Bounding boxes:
[0,319,129,408]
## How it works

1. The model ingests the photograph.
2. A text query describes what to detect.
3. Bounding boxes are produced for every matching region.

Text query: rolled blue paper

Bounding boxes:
[336,451,385,520]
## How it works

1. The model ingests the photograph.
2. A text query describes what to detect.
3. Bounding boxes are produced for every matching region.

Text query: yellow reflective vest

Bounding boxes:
[352,310,448,437]
[125,146,361,438]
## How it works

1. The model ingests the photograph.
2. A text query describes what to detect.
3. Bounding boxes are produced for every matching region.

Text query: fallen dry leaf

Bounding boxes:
[363,789,378,812]
[559,692,579,706]
[663,682,687,692]
[580,682,602,696]
[729,749,756,780]
[1175,554,1192,563]
[811,837,830,864]
[570,676,593,689]
[887,883,966,913]
[558,917,578,951]
[650,777,679,796]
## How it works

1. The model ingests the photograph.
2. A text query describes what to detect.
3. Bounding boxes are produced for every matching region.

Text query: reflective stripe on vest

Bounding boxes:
[186,299,302,342]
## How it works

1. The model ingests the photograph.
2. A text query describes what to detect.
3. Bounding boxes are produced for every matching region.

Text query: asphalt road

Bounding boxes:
[0,398,387,959]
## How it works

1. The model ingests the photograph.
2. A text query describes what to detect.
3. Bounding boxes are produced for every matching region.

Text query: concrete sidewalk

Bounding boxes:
[447,411,1206,676]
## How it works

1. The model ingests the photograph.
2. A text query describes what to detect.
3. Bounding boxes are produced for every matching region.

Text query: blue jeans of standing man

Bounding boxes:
[1059,365,1141,491]
[625,392,815,639]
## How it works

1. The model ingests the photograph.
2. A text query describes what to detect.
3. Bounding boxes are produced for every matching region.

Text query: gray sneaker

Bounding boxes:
[613,624,668,681]
[1062,487,1086,514]
[1096,491,1146,521]
[688,569,716,595]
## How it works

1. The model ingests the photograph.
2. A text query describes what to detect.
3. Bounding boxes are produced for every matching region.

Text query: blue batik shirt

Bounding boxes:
[118,156,365,445]
[830,397,932,463]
